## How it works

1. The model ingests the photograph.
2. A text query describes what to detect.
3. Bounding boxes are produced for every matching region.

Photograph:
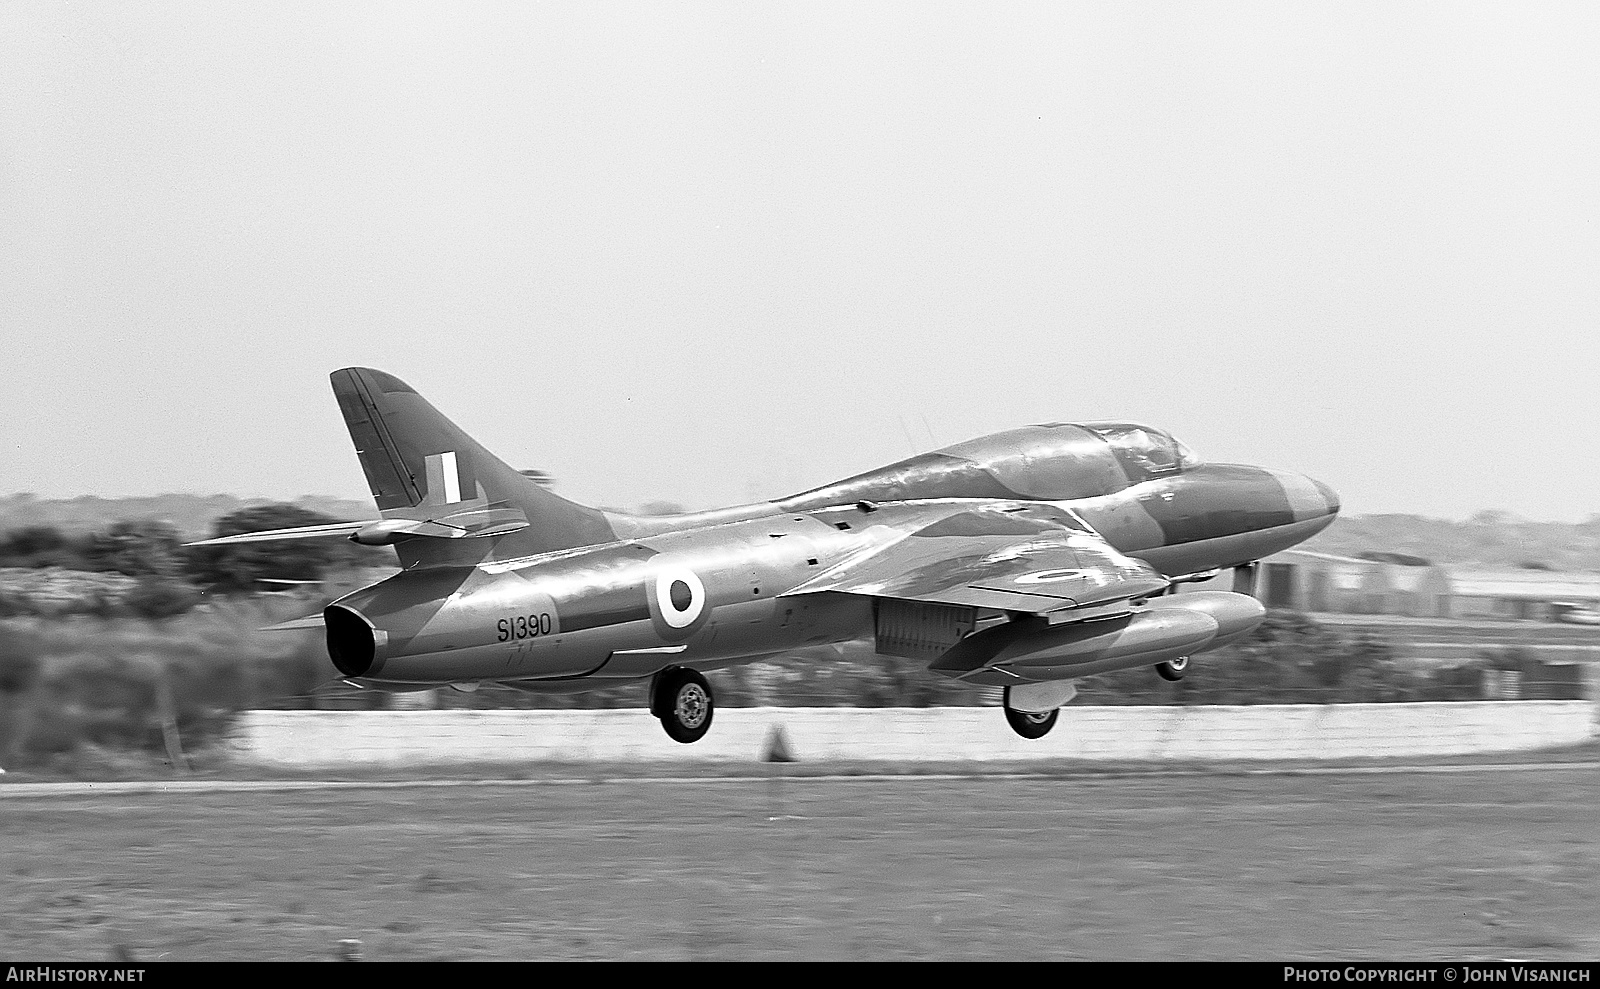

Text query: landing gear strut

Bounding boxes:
[651,666,714,743]
[1155,655,1190,681]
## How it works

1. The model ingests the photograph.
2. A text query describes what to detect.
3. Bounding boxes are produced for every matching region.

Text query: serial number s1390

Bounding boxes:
[498,613,552,641]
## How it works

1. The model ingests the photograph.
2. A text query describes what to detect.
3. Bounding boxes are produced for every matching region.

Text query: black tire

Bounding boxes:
[1155,655,1190,682]
[1004,706,1058,739]
[655,667,714,744]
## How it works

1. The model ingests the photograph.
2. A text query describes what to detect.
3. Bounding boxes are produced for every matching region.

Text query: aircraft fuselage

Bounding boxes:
[327,461,1338,688]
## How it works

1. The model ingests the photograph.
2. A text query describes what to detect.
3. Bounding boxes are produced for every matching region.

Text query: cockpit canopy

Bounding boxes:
[779,420,1204,511]
[1079,422,1202,481]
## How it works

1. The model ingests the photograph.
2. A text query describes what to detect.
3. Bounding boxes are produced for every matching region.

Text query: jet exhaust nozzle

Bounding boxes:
[324,604,381,677]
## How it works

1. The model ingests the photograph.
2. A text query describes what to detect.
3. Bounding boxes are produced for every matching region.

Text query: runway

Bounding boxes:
[0,758,1597,799]
[2,761,1596,960]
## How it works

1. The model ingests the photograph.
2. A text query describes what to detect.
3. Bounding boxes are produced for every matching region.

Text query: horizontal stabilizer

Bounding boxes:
[346,507,529,545]
[187,521,371,547]
[260,614,326,632]
[188,507,530,548]
[398,505,531,538]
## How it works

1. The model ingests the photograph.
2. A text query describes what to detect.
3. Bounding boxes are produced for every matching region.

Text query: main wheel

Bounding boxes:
[1155,655,1190,682]
[1004,706,1058,739]
[654,667,714,743]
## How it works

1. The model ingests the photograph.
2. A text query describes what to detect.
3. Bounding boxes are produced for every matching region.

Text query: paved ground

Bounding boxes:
[1,761,1596,960]
[1315,613,1600,662]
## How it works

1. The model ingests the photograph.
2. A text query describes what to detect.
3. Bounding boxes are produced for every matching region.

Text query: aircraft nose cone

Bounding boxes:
[1314,478,1341,517]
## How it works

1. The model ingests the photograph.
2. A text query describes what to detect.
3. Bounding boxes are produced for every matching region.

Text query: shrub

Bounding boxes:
[121,577,202,619]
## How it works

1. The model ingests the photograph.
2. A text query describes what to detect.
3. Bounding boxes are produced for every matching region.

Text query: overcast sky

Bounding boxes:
[3,3,1596,521]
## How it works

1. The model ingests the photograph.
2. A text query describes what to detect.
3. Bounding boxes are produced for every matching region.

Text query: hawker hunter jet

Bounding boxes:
[195,368,1340,742]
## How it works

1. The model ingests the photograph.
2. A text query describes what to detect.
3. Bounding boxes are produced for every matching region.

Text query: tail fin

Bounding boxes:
[330,367,616,565]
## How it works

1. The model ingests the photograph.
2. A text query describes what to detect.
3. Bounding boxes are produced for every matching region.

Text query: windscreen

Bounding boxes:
[1083,423,1200,480]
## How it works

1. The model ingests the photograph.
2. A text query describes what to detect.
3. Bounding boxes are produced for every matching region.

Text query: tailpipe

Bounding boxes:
[324,604,385,677]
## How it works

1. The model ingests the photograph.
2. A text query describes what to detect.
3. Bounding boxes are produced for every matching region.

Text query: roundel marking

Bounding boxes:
[669,580,693,612]
[654,565,706,629]
[1014,568,1091,585]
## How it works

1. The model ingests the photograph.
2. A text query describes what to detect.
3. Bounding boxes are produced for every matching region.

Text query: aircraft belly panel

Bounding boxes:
[374,639,604,682]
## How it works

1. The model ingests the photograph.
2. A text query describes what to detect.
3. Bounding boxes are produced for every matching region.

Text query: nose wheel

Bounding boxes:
[651,666,715,743]
[1155,655,1190,681]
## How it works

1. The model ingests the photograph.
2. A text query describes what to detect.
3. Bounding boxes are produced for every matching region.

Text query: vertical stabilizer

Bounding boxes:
[330,368,616,565]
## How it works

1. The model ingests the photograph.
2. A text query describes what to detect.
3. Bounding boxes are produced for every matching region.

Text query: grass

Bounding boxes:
[1,766,1596,960]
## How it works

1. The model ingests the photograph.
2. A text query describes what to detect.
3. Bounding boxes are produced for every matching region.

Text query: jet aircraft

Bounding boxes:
[195,368,1340,742]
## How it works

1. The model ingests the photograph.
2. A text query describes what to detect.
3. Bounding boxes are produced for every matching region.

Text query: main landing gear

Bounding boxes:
[1155,655,1190,681]
[1004,706,1059,739]
[651,666,714,743]
[1001,682,1075,739]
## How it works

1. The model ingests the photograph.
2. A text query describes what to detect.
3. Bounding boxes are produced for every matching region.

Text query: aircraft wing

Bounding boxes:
[782,505,1168,615]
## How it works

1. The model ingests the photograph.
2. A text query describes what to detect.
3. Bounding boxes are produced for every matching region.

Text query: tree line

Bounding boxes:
[0,504,392,618]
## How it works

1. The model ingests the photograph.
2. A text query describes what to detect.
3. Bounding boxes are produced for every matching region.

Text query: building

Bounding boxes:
[1250,550,1452,617]
[1243,550,1600,624]
[1447,569,1600,622]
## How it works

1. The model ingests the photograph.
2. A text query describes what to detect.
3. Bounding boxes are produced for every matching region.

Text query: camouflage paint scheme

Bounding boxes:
[196,368,1339,732]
